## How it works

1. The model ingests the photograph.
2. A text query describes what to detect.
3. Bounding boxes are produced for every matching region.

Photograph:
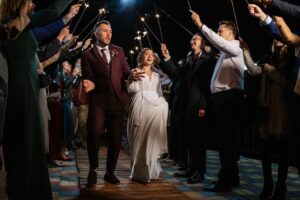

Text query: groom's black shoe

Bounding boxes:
[104,172,120,184]
[87,170,97,187]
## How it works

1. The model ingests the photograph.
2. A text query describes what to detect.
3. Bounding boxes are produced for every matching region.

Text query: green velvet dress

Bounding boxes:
[2,1,72,199]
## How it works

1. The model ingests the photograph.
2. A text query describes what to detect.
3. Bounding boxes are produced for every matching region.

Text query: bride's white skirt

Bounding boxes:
[127,91,168,182]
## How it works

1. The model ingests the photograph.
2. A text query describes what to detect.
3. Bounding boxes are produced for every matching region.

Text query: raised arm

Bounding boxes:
[28,0,74,29]
[160,43,180,79]
[200,25,241,56]
[247,4,283,41]
[190,10,241,56]
[255,0,300,21]
[274,16,300,46]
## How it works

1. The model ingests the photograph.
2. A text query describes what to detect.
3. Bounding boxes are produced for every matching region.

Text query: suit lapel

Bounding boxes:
[191,52,206,75]
[109,45,118,75]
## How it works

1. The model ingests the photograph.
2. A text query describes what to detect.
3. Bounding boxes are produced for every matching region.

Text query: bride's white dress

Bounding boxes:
[127,71,168,182]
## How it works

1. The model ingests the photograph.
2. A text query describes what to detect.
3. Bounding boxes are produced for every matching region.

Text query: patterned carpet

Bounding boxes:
[161,151,300,200]
[48,150,300,200]
[49,151,80,200]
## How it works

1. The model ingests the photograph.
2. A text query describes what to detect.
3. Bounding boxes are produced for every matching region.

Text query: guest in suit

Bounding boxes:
[82,20,131,186]
[160,33,215,184]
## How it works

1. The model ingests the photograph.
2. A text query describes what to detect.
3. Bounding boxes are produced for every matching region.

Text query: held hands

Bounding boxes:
[198,109,206,118]
[262,63,275,72]
[190,10,203,28]
[248,4,268,21]
[83,80,95,92]
[161,43,171,60]
[130,68,145,81]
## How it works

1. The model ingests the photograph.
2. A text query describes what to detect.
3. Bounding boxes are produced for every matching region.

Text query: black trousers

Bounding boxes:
[287,92,300,175]
[87,96,126,173]
[211,89,243,187]
[184,120,206,176]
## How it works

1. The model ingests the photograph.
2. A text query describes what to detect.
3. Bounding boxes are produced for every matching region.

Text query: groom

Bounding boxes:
[82,20,131,186]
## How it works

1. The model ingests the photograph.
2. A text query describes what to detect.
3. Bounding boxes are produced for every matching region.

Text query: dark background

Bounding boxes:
[35,0,298,158]
[35,0,279,62]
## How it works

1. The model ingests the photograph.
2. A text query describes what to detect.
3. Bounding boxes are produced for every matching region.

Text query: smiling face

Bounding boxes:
[190,34,202,52]
[94,23,112,46]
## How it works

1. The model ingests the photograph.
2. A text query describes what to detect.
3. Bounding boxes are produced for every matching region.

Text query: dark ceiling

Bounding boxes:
[35,0,300,65]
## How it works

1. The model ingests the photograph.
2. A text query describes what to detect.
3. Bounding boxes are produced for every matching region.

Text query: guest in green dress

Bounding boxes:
[1,0,74,199]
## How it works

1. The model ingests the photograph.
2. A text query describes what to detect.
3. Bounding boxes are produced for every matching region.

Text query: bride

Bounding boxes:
[127,48,168,183]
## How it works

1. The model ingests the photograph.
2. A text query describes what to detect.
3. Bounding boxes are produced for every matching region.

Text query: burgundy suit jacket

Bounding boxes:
[82,44,131,106]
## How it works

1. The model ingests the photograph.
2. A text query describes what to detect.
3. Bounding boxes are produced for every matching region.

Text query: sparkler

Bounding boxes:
[187,0,192,10]
[71,1,90,34]
[81,8,109,42]
[230,0,241,37]
[142,29,153,49]
[154,3,164,43]
[134,30,144,50]
[79,8,108,40]
[156,6,193,36]
[139,16,161,45]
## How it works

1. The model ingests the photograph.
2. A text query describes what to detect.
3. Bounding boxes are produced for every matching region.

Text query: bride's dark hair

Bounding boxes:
[136,48,155,69]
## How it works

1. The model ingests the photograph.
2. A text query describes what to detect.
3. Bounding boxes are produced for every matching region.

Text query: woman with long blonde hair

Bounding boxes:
[127,48,168,183]
[1,0,73,199]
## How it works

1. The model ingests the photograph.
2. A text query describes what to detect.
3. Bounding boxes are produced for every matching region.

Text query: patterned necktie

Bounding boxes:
[101,49,108,64]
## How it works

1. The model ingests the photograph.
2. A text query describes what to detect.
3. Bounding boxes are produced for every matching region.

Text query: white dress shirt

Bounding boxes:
[201,25,245,94]
[96,45,111,64]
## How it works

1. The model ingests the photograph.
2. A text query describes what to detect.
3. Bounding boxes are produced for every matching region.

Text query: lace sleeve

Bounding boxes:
[243,49,263,76]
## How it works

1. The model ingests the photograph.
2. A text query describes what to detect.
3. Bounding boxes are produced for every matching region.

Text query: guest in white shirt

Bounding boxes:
[191,10,245,193]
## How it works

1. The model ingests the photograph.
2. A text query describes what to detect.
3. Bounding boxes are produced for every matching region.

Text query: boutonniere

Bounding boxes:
[110,49,119,58]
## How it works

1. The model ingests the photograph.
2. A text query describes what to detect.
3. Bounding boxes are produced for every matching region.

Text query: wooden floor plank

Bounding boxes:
[76,148,198,200]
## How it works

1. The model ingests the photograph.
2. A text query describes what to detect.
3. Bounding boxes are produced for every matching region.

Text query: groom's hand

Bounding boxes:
[83,79,95,92]
[130,68,145,81]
